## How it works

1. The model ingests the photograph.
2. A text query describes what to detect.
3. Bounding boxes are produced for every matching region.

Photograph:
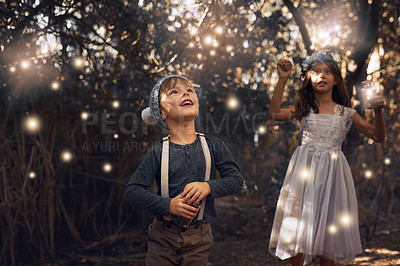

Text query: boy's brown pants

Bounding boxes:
[146,219,214,266]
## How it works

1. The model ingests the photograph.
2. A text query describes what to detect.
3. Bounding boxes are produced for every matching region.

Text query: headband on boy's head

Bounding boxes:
[301,51,339,78]
[141,75,195,130]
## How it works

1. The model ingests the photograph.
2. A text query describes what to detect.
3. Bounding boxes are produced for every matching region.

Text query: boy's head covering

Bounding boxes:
[141,75,195,130]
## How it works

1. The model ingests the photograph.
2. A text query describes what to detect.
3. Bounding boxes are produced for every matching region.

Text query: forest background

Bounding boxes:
[1,0,399,264]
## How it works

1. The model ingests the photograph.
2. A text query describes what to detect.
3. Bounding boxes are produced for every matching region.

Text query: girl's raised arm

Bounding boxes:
[352,103,385,143]
[268,59,295,121]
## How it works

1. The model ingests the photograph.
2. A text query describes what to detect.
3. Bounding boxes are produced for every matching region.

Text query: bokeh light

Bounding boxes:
[61,151,73,162]
[340,214,351,225]
[21,60,30,69]
[23,115,41,133]
[112,100,120,108]
[81,112,89,120]
[103,163,112,173]
[73,57,84,68]
[365,170,373,179]
[29,172,36,179]
[258,125,266,134]
[328,224,337,234]
[227,96,239,110]
[51,81,60,91]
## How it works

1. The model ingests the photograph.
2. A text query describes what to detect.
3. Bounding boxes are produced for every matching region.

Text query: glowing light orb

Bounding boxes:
[113,134,119,139]
[61,151,73,162]
[215,26,223,34]
[210,50,216,56]
[197,53,202,59]
[103,163,112,172]
[51,81,60,90]
[258,125,266,134]
[328,225,337,234]
[112,100,120,108]
[284,237,292,243]
[10,66,16,72]
[21,60,30,69]
[331,152,338,159]
[384,158,391,165]
[300,169,310,180]
[204,36,212,45]
[74,57,84,68]
[227,97,239,110]
[24,116,41,133]
[81,112,89,120]
[365,170,373,179]
[226,45,233,52]
[29,172,36,179]
[190,28,198,35]
[341,214,351,225]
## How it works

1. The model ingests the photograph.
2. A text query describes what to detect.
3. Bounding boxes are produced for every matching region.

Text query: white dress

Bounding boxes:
[269,104,362,264]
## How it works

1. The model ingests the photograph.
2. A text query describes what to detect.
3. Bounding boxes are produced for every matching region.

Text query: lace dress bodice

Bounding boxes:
[297,104,356,153]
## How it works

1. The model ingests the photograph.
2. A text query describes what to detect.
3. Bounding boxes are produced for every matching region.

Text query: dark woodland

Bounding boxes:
[1,0,399,265]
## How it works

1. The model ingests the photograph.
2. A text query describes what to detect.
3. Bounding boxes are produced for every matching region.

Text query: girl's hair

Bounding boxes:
[293,60,349,120]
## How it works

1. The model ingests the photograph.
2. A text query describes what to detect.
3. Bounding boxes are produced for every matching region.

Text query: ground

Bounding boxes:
[58,194,400,265]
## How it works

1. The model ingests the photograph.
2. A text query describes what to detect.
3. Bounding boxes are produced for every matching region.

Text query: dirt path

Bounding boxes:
[208,195,400,265]
[55,194,400,265]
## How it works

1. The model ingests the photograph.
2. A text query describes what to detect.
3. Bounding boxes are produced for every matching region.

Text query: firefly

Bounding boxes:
[29,172,36,179]
[258,125,266,134]
[365,170,373,179]
[227,97,239,110]
[61,151,73,162]
[112,100,120,108]
[51,81,60,90]
[103,163,112,173]
[24,115,41,133]
[21,60,30,69]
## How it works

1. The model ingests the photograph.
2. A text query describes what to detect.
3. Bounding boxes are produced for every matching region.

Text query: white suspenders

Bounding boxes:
[161,133,211,222]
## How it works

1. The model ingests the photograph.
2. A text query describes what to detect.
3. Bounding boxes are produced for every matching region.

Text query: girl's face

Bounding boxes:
[309,62,337,95]
[159,78,199,123]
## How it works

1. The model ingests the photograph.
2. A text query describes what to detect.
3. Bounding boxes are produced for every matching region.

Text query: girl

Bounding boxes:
[268,52,385,266]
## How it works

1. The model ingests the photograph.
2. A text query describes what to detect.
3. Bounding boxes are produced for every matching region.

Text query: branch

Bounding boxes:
[150,1,213,74]
[283,0,313,55]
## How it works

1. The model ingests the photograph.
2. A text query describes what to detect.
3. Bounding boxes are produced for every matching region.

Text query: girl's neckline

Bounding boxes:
[315,104,340,116]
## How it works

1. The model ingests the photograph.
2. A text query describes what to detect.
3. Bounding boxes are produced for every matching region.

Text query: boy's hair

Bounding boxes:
[293,60,349,120]
[159,77,193,95]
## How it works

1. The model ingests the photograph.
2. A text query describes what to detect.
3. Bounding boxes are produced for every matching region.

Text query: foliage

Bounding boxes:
[0,0,399,263]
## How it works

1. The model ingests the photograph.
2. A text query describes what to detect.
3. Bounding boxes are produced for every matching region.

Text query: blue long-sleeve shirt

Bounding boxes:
[124,135,243,223]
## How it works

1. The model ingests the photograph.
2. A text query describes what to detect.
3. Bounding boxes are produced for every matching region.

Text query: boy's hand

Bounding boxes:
[168,195,198,219]
[180,182,211,206]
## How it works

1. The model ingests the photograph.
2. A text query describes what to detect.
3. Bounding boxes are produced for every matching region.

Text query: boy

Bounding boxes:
[125,75,243,265]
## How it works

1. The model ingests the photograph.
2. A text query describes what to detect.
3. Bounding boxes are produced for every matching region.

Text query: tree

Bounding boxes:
[1,0,399,264]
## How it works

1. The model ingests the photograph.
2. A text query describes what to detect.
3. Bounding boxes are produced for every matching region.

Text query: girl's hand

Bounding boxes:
[373,98,385,112]
[168,195,198,219]
[180,182,211,206]
[277,59,292,79]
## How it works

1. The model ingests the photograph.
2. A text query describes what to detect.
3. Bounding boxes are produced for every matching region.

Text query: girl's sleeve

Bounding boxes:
[344,106,357,132]
[206,137,244,199]
[124,148,171,216]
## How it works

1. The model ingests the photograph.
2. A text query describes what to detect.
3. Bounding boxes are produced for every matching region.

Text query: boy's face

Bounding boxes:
[159,78,199,124]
